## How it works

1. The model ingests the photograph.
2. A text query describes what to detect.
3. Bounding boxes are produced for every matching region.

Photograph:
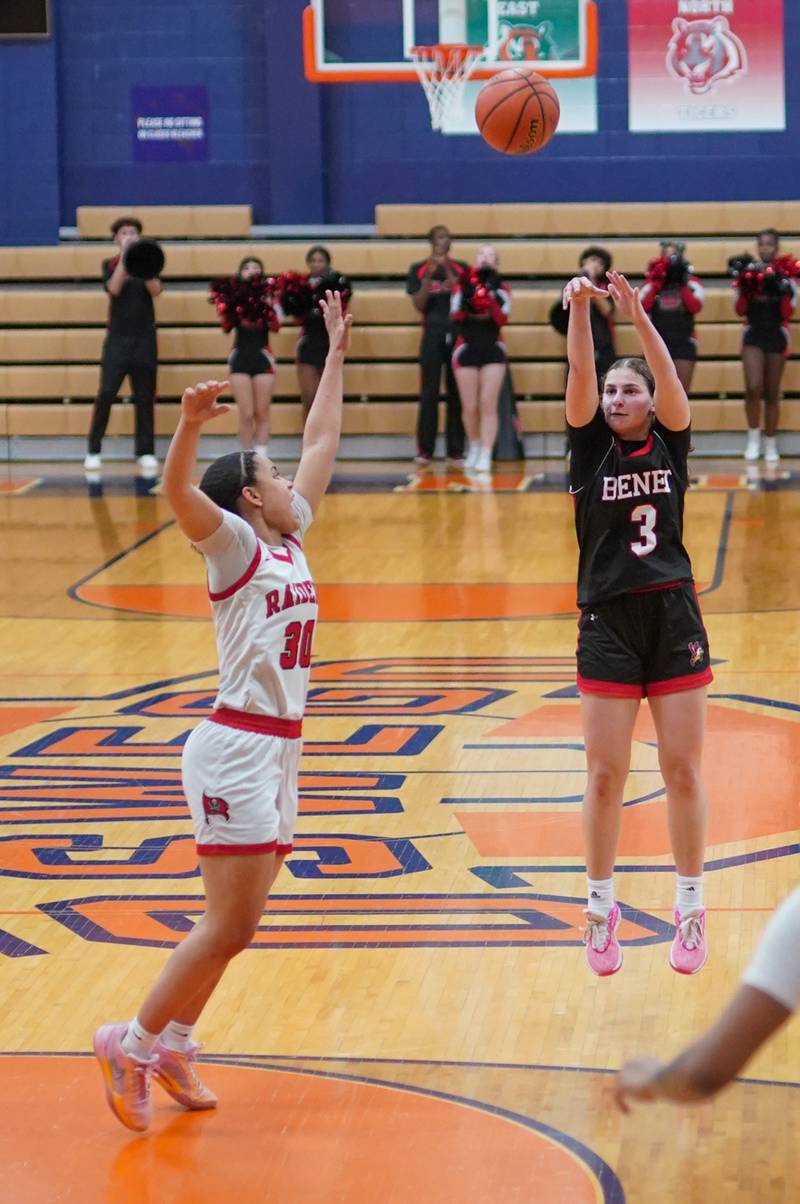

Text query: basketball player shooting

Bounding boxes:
[564,270,712,979]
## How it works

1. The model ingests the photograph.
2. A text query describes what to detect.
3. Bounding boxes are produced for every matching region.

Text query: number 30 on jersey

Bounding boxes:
[280,620,316,669]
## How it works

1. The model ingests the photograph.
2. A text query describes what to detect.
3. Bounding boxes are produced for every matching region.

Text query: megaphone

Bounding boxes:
[124,238,165,280]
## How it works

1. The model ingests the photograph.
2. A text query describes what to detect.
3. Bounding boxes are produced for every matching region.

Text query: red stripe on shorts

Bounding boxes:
[209,707,302,738]
[577,674,643,699]
[645,667,713,697]
[196,840,277,856]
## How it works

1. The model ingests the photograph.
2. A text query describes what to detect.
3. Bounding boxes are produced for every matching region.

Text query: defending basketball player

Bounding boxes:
[563,270,712,979]
[93,292,351,1132]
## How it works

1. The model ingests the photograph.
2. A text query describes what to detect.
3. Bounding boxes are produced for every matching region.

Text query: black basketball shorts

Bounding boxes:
[576,582,713,699]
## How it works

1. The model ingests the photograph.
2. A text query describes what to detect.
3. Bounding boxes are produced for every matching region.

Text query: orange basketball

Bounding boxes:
[475,67,560,155]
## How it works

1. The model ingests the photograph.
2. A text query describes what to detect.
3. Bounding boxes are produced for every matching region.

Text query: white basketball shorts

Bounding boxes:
[182,713,302,856]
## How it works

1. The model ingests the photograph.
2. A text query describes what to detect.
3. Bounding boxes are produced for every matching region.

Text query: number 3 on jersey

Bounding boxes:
[630,503,657,557]
[280,619,316,669]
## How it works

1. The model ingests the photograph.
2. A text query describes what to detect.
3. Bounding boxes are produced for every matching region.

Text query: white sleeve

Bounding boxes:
[741,887,800,1011]
[194,511,259,595]
[687,278,705,305]
[497,287,511,317]
[291,490,313,538]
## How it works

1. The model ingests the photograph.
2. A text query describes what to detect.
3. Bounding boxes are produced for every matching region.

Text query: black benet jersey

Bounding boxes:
[568,406,694,607]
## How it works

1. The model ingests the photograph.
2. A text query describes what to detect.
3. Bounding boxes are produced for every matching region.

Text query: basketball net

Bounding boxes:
[410,43,485,131]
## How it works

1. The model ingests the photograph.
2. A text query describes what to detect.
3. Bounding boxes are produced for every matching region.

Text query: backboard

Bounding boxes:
[303,0,598,83]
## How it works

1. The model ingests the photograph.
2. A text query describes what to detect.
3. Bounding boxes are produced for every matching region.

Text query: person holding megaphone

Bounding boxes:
[85,216,164,476]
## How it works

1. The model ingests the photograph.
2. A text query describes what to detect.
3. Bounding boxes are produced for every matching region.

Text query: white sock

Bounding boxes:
[586,877,614,918]
[160,1020,195,1053]
[764,436,779,454]
[254,443,269,459]
[121,1018,159,1061]
[676,874,704,914]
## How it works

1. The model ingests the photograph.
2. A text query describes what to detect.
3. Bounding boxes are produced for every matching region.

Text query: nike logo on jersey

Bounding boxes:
[601,469,673,501]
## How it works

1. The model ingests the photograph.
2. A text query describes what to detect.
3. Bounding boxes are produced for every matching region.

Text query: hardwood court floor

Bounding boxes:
[0,458,798,1203]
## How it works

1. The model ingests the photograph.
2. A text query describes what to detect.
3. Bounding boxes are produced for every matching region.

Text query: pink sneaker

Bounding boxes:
[670,908,707,974]
[93,1023,152,1131]
[583,903,623,976]
[152,1041,218,1110]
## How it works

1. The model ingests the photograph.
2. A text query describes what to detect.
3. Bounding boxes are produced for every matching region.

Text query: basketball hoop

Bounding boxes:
[410,43,485,131]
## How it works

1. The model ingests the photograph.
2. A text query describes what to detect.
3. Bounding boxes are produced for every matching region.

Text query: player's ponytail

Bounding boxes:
[199,450,257,516]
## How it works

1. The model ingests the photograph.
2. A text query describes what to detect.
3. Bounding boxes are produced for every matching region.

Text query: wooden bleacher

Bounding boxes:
[0,238,787,281]
[0,201,798,449]
[375,201,800,239]
[75,205,252,240]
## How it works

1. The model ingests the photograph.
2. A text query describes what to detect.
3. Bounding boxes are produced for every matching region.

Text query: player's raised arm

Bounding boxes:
[162,380,231,542]
[292,290,352,513]
[564,275,608,427]
[606,270,690,432]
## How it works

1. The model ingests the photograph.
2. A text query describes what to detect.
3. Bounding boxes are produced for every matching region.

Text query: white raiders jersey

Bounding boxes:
[195,493,317,720]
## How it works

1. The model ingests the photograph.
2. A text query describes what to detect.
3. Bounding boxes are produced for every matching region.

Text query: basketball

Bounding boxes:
[475,68,561,155]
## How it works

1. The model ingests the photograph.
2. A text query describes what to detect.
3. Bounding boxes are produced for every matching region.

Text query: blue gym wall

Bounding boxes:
[0,0,797,243]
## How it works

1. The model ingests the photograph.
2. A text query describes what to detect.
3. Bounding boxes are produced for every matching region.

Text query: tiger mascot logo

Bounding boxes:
[497,20,558,63]
[666,16,747,95]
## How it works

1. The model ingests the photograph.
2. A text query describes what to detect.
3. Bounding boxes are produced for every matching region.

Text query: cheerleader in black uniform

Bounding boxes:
[209,257,281,457]
[731,229,798,464]
[640,241,704,394]
[450,246,511,474]
[286,246,352,423]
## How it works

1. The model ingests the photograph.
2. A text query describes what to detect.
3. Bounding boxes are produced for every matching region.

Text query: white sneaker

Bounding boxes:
[136,454,159,475]
[84,453,101,471]
[764,437,780,465]
[464,442,480,471]
[744,430,761,462]
[475,446,493,474]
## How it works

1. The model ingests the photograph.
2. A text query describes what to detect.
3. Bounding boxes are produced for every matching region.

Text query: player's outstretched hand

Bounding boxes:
[606,270,646,324]
[181,380,230,425]
[614,1057,664,1113]
[562,275,610,309]
[320,290,352,357]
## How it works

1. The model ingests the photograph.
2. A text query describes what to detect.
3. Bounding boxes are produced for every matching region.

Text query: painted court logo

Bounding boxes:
[666,16,747,96]
[202,792,230,823]
[688,641,704,667]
